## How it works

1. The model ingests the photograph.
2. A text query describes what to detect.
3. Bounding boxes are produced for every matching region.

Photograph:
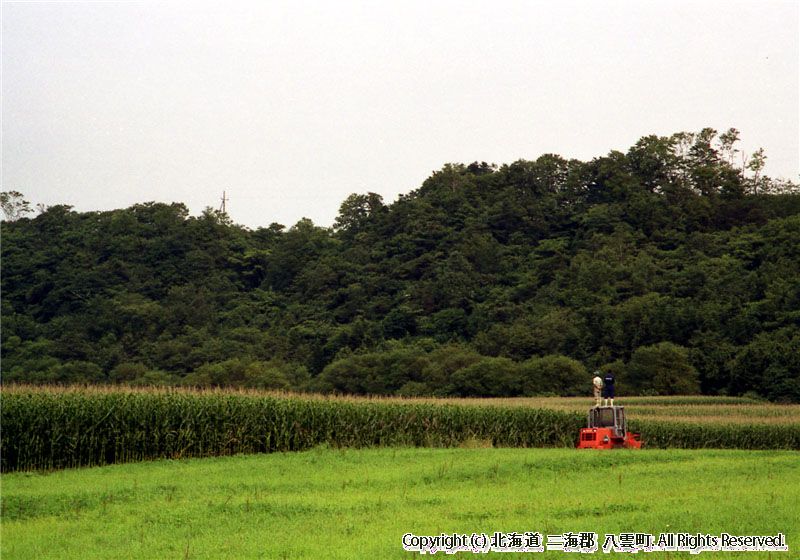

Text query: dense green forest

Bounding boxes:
[3,128,799,401]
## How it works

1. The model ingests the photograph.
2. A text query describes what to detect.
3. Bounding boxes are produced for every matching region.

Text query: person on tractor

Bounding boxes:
[603,371,615,406]
[592,371,603,407]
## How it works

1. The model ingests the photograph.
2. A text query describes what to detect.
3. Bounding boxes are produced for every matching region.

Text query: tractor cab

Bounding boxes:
[577,406,642,449]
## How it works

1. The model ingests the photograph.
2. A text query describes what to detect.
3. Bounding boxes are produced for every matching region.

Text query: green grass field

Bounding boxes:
[2,447,798,559]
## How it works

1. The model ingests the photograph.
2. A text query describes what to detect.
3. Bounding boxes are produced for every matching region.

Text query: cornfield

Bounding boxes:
[2,386,798,472]
[0,386,580,472]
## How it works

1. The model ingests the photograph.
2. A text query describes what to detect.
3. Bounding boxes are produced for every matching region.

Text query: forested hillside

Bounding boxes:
[3,129,799,401]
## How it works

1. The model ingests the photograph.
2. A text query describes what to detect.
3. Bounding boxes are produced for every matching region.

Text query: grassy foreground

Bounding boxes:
[2,447,798,559]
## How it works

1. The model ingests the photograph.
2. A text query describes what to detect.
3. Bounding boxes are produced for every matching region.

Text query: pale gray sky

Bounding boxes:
[2,0,798,230]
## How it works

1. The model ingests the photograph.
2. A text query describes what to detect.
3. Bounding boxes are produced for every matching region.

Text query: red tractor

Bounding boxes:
[577,406,642,449]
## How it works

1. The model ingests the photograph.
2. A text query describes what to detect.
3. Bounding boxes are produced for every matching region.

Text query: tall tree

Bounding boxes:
[1,191,33,222]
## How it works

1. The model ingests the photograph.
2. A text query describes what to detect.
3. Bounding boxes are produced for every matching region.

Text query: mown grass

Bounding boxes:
[2,447,797,559]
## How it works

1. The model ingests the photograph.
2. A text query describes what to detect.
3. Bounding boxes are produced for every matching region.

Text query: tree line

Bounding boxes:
[3,128,799,401]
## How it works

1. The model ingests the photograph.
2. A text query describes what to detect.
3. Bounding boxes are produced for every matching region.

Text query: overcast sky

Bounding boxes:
[3,0,798,230]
